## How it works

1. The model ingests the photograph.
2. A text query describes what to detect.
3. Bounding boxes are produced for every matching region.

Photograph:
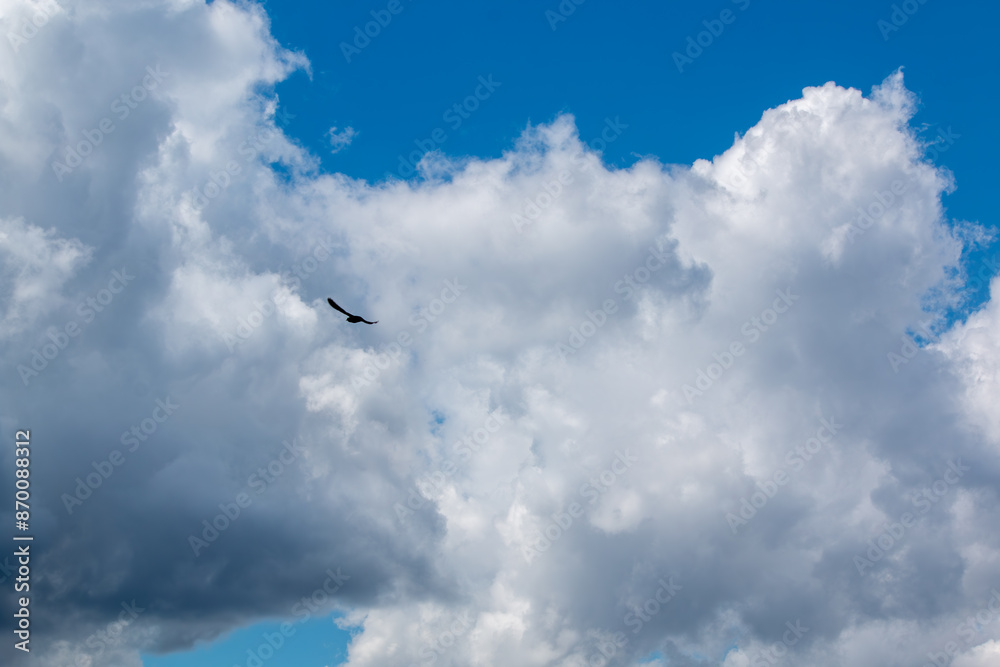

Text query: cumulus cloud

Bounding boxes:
[1,1,998,666]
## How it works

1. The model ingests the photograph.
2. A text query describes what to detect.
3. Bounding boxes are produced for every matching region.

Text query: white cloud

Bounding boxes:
[327,125,358,154]
[953,640,1000,667]
[0,216,92,339]
[0,2,998,666]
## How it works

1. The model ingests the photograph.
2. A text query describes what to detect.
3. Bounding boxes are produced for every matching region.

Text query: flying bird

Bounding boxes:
[327,298,377,324]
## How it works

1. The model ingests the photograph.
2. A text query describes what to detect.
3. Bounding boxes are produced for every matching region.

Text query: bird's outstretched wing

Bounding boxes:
[329,297,378,324]
[327,298,352,317]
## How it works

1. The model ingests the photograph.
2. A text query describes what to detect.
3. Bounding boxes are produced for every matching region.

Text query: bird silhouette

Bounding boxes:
[327,298,377,324]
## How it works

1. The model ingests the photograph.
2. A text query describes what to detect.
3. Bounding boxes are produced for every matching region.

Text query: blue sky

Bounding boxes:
[266,0,998,318]
[3,0,1000,666]
[264,0,996,224]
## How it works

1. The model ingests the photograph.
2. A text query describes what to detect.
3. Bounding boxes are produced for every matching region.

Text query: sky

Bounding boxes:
[0,1,999,666]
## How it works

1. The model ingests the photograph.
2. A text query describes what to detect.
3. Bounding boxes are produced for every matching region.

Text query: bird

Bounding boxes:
[327,298,378,324]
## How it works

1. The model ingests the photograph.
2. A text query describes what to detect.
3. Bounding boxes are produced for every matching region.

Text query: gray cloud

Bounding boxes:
[0,2,998,666]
